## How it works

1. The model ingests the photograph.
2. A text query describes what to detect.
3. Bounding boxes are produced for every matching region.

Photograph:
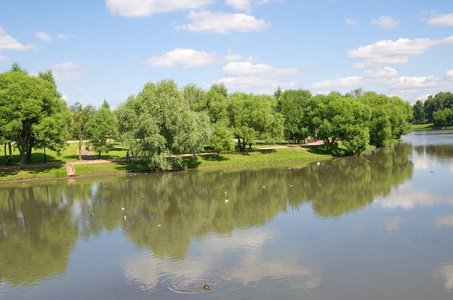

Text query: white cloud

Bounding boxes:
[0,28,37,51]
[345,18,357,26]
[215,61,302,90]
[57,33,77,39]
[224,53,244,62]
[226,0,253,12]
[222,61,299,77]
[106,0,213,17]
[51,62,85,70]
[61,95,69,102]
[175,10,271,34]
[371,16,399,29]
[363,67,398,79]
[147,48,219,67]
[428,13,453,26]
[0,55,11,61]
[53,71,85,83]
[348,36,453,68]
[225,0,273,12]
[445,70,453,78]
[308,67,453,102]
[35,31,53,42]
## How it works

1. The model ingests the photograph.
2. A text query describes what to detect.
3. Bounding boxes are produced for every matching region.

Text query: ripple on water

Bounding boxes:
[157,269,239,296]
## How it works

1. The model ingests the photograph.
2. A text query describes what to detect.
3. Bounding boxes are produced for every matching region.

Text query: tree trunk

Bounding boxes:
[43,146,47,163]
[78,139,82,160]
[8,142,12,158]
[26,143,32,164]
[237,137,241,152]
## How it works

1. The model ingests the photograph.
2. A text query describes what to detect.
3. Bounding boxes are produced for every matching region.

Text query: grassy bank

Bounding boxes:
[412,124,453,131]
[0,145,330,182]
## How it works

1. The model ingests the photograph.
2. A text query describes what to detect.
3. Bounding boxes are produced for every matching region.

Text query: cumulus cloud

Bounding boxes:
[428,13,453,27]
[35,31,53,42]
[0,55,11,61]
[0,28,37,51]
[226,0,254,12]
[175,10,271,33]
[225,0,272,12]
[348,36,453,68]
[214,61,302,90]
[222,61,299,77]
[51,62,85,70]
[371,16,399,29]
[106,0,213,17]
[445,70,453,78]
[147,48,219,67]
[57,33,77,39]
[53,71,85,83]
[308,66,453,100]
[345,18,357,26]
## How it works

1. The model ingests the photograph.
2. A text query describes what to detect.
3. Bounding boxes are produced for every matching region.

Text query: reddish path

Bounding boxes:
[0,140,324,172]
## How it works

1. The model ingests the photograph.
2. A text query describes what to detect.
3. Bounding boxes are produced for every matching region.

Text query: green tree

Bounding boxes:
[70,102,96,160]
[0,69,69,168]
[229,93,284,151]
[433,108,453,126]
[307,94,371,155]
[278,89,311,143]
[208,121,235,156]
[119,80,212,170]
[412,100,425,124]
[86,100,117,158]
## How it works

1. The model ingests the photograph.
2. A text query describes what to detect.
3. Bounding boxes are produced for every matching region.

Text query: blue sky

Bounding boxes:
[1,0,452,107]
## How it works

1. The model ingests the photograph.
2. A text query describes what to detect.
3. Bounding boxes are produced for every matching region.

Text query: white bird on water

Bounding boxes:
[225,199,229,203]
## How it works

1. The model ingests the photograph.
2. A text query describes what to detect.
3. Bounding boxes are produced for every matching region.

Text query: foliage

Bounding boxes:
[208,121,235,156]
[116,80,212,170]
[70,102,96,160]
[86,100,117,158]
[229,92,284,151]
[0,67,69,168]
[306,94,371,155]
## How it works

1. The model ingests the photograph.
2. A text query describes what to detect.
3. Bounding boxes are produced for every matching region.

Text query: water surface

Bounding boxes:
[1,131,453,299]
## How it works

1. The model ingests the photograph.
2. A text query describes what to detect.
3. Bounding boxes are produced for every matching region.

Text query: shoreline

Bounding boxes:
[0,155,332,185]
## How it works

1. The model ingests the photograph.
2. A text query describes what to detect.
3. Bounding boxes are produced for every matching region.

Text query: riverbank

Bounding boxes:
[0,143,331,183]
[412,124,453,131]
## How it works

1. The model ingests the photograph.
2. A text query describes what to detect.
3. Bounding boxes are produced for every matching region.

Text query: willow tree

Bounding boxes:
[116,80,211,170]
[306,94,371,155]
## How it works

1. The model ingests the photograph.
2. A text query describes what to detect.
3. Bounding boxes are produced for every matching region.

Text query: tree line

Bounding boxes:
[0,64,413,170]
[412,92,453,126]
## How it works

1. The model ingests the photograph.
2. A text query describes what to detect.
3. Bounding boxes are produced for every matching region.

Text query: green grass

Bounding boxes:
[412,123,453,131]
[0,144,330,182]
[0,142,130,167]
[186,146,331,168]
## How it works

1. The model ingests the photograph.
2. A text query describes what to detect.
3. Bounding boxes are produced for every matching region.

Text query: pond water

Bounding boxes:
[1,131,453,299]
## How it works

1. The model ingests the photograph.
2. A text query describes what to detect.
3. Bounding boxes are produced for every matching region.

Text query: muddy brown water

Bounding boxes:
[1,131,453,299]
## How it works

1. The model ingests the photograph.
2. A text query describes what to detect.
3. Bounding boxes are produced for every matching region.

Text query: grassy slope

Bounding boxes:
[412,124,453,131]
